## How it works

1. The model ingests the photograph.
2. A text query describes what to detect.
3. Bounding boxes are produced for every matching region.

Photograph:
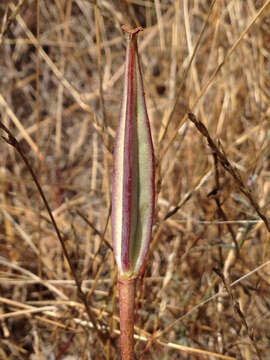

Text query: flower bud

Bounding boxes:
[112,26,155,277]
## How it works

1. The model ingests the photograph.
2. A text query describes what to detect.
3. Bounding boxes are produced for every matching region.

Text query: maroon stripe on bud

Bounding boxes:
[121,39,136,271]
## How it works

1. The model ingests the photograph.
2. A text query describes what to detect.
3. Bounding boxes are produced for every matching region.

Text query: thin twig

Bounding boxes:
[0,120,108,344]
[188,112,270,232]
[209,152,239,256]
[213,267,262,360]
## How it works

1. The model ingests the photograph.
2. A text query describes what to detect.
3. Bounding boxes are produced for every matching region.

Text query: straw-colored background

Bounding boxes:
[0,1,270,359]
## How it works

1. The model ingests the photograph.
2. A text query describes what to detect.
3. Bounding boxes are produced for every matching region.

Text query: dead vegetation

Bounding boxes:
[0,0,270,359]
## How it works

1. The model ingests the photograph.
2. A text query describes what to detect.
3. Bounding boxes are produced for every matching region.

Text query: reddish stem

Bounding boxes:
[118,277,136,360]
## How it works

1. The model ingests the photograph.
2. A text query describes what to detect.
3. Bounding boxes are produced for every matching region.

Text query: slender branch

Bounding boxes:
[213,268,262,360]
[209,152,239,256]
[188,112,270,232]
[0,120,107,343]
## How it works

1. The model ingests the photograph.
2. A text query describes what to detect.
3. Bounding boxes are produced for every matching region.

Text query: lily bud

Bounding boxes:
[112,26,155,278]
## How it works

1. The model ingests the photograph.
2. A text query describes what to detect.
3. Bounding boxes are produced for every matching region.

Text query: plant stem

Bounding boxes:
[118,277,136,360]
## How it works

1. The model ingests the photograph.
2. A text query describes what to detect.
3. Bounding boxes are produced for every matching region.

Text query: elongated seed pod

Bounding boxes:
[112,26,155,277]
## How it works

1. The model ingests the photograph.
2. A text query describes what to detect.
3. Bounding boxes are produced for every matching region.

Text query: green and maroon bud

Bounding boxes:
[112,26,155,278]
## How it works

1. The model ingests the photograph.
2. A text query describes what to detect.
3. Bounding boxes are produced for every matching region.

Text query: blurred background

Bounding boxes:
[0,0,270,359]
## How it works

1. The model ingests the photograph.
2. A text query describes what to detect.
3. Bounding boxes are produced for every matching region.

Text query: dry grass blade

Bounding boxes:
[0,0,26,46]
[160,0,270,161]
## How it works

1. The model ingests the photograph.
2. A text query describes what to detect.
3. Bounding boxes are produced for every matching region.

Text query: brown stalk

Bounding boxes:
[118,277,136,360]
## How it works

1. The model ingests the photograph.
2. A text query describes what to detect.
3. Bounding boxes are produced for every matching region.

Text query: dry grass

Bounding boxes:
[0,0,270,359]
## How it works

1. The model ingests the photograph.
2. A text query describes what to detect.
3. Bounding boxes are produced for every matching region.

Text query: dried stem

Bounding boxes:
[213,268,262,360]
[188,112,270,232]
[0,120,107,344]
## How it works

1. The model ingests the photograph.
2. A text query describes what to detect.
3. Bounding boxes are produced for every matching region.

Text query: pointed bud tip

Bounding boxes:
[121,25,143,37]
